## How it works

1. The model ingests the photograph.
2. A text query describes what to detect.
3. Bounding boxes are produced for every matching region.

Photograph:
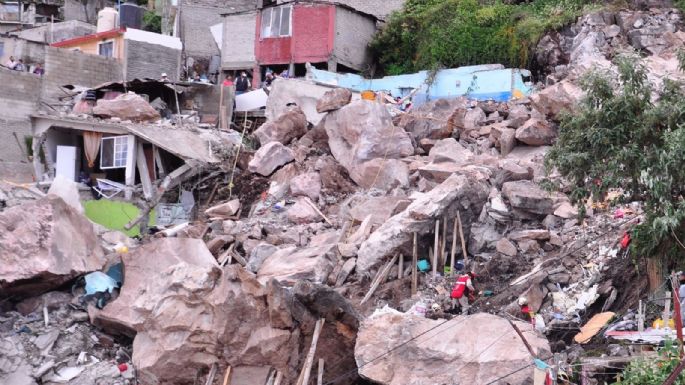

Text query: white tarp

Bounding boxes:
[235,89,268,112]
[210,23,222,51]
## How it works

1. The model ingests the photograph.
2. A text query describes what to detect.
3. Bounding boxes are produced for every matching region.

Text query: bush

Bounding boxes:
[371,0,595,74]
[616,340,685,384]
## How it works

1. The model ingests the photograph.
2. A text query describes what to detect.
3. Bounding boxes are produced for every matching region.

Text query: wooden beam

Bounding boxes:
[136,142,153,200]
[273,371,283,385]
[361,253,399,305]
[317,359,324,385]
[433,220,439,276]
[441,215,447,270]
[304,197,333,226]
[152,145,166,178]
[412,232,418,295]
[450,218,458,275]
[297,319,325,385]
[221,366,232,385]
[205,363,218,385]
[398,254,404,280]
[124,134,136,199]
[457,211,468,270]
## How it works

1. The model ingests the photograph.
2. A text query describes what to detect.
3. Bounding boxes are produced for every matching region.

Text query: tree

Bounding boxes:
[545,53,685,259]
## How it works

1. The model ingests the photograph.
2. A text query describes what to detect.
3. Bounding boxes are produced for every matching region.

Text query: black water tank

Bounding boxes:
[119,1,144,30]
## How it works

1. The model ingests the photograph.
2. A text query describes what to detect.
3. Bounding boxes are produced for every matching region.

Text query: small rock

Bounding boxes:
[515,119,557,146]
[287,198,322,224]
[316,88,352,113]
[290,172,322,200]
[205,199,240,219]
[518,239,540,254]
[248,142,295,176]
[496,238,517,257]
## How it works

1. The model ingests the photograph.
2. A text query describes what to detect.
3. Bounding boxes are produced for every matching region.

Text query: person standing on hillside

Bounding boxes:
[451,271,477,315]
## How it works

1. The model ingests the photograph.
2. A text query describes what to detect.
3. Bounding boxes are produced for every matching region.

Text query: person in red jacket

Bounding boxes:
[451,272,476,314]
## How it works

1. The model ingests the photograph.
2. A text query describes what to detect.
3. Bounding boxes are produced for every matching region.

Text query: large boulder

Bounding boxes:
[502,180,554,215]
[316,88,352,112]
[356,311,550,385]
[356,173,489,274]
[515,119,557,146]
[324,100,414,186]
[91,238,298,385]
[352,159,409,190]
[0,196,106,298]
[92,93,160,122]
[254,106,307,145]
[248,142,295,176]
[290,172,322,200]
[257,244,336,285]
[398,98,468,141]
[529,81,582,120]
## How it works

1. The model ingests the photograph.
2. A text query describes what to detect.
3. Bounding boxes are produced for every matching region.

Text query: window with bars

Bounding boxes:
[98,41,114,58]
[100,136,128,169]
[260,5,291,38]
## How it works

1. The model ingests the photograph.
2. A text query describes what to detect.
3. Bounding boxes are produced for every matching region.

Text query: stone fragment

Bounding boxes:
[92,93,160,122]
[515,119,557,146]
[349,196,411,227]
[496,238,517,257]
[501,180,554,215]
[247,243,279,273]
[500,128,517,156]
[506,104,530,128]
[529,81,582,120]
[316,88,353,112]
[352,159,409,190]
[427,138,473,164]
[248,142,295,176]
[0,196,106,298]
[205,199,240,218]
[289,172,322,200]
[398,98,467,141]
[554,201,578,219]
[254,106,308,145]
[257,244,336,285]
[287,198,322,224]
[356,311,550,385]
[508,229,551,241]
[518,239,540,254]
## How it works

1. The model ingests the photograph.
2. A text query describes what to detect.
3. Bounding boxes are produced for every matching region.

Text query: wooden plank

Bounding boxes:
[457,211,468,270]
[221,366,232,385]
[317,359,324,385]
[136,142,153,200]
[441,215,447,269]
[398,254,404,280]
[361,254,398,305]
[297,319,325,385]
[304,197,333,226]
[205,363,217,385]
[124,135,136,199]
[412,232,418,295]
[450,218,458,275]
[152,145,166,177]
[433,220,439,276]
[273,371,283,385]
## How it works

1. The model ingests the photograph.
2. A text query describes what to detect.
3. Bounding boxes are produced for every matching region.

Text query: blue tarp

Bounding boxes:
[84,271,119,295]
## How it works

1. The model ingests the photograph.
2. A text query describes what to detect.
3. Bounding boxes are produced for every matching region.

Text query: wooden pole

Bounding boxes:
[317,359,324,385]
[505,317,537,358]
[221,366,232,385]
[661,356,685,385]
[219,82,225,129]
[638,300,645,332]
[441,215,447,271]
[273,371,283,385]
[433,220,439,276]
[361,254,399,305]
[205,363,217,385]
[450,218,458,275]
[297,319,325,385]
[412,232,418,295]
[398,254,404,280]
[664,291,672,331]
[457,211,468,270]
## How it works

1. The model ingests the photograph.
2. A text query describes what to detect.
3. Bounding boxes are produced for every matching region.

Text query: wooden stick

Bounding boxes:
[450,218,458,275]
[412,233,418,295]
[317,358,325,385]
[361,254,399,305]
[297,319,326,385]
[205,363,217,385]
[433,220,439,276]
[221,366,232,385]
[398,254,404,280]
[457,211,468,270]
[441,215,447,270]
[273,371,283,385]
[304,197,333,226]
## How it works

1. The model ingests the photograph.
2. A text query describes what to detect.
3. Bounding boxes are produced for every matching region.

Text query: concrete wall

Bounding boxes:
[53,33,125,58]
[42,46,123,101]
[180,4,223,59]
[221,11,257,70]
[0,67,42,163]
[125,39,181,81]
[16,20,97,44]
[63,0,117,25]
[275,0,406,21]
[333,6,375,71]
[0,35,46,67]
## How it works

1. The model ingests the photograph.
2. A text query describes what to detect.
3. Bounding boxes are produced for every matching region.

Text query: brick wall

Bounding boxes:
[0,36,46,67]
[180,4,223,59]
[125,39,181,81]
[333,6,375,71]
[42,46,123,102]
[221,11,257,70]
[0,68,42,163]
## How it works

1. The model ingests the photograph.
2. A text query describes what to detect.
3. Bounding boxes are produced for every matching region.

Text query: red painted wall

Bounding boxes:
[255,4,334,65]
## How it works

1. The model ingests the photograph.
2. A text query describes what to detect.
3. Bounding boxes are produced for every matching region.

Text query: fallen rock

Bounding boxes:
[529,81,582,120]
[509,229,551,241]
[47,175,83,214]
[316,88,353,112]
[254,106,308,145]
[91,238,297,384]
[92,93,160,122]
[506,104,530,128]
[247,243,279,273]
[427,138,474,164]
[500,128,517,156]
[287,197,323,224]
[0,196,105,298]
[356,311,550,385]
[352,159,409,190]
[349,196,411,227]
[357,173,489,274]
[398,98,467,141]
[496,238,518,257]
[205,199,240,218]
[515,119,557,146]
[324,100,413,186]
[502,180,554,215]
[554,201,578,219]
[248,142,295,176]
[290,172,322,200]
[257,244,336,285]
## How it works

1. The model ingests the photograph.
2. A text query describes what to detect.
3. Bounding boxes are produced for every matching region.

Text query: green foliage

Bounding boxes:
[616,340,685,384]
[142,11,162,34]
[371,0,595,73]
[545,53,685,259]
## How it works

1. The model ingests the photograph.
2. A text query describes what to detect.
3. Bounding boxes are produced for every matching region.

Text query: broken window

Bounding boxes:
[98,41,114,58]
[260,5,291,38]
[100,136,128,169]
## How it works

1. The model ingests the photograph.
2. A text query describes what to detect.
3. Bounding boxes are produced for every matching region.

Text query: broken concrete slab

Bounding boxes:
[502,180,554,215]
[316,88,352,113]
[253,106,308,146]
[248,142,295,176]
[356,173,489,274]
[0,196,106,298]
[356,311,550,385]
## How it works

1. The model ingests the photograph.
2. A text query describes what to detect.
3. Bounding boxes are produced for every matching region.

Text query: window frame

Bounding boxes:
[100,135,129,170]
[97,40,115,58]
[260,5,292,38]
